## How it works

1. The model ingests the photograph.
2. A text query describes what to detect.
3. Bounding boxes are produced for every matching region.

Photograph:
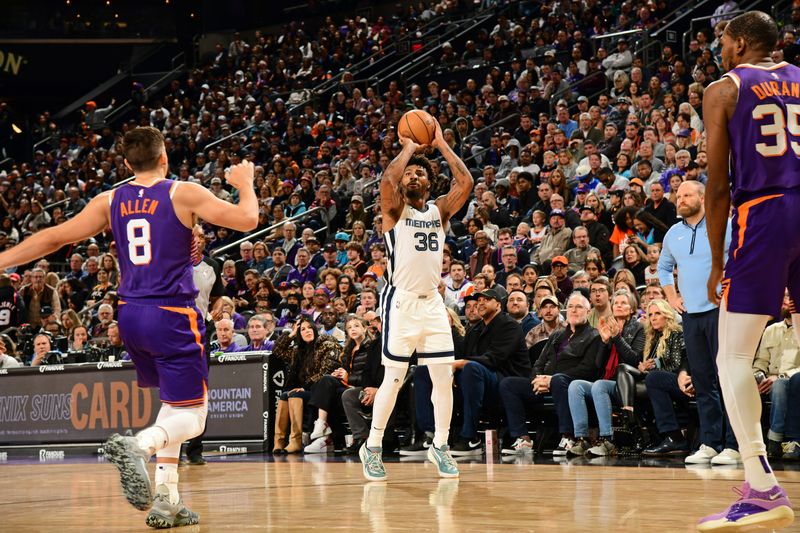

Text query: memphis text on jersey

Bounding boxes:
[118,198,159,218]
[405,218,442,229]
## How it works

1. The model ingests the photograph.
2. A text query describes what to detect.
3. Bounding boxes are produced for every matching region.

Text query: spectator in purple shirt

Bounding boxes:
[246,314,275,351]
[213,318,242,353]
[286,248,317,285]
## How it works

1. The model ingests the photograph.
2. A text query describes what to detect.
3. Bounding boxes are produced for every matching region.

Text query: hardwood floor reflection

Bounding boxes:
[2,455,799,532]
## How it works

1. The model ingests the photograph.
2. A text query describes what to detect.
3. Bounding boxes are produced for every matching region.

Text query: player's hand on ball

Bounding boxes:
[398,133,424,153]
[431,119,445,150]
[225,161,255,190]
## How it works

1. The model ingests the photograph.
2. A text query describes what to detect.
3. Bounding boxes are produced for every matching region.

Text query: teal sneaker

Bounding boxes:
[359,443,387,481]
[145,485,200,529]
[427,444,460,478]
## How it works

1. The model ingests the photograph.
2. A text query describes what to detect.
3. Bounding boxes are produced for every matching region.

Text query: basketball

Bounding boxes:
[398,109,437,146]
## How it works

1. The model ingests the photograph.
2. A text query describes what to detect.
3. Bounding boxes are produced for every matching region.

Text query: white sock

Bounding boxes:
[367,365,407,449]
[427,364,454,448]
[716,306,777,490]
[155,445,180,506]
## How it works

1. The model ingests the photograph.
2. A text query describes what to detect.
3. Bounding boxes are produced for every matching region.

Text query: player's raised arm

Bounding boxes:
[432,121,473,222]
[176,161,259,232]
[381,135,420,227]
[703,77,737,305]
[0,192,111,270]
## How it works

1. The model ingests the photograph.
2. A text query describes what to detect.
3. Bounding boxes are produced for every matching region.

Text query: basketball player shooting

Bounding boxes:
[702,11,796,532]
[0,127,258,528]
[359,115,473,481]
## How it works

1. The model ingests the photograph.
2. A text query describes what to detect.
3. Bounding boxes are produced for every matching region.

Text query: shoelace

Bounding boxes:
[438,449,458,470]
[783,441,798,454]
[365,451,384,472]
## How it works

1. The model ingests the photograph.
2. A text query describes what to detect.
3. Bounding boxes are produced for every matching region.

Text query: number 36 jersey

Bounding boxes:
[725,62,800,204]
[384,202,445,294]
[110,179,198,301]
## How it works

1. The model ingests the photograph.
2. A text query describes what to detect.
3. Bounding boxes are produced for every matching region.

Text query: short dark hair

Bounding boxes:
[450,260,466,271]
[725,11,779,53]
[517,171,534,184]
[122,127,164,172]
[407,155,434,181]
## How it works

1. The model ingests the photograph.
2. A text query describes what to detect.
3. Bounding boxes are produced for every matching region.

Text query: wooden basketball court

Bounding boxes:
[2,454,800,532]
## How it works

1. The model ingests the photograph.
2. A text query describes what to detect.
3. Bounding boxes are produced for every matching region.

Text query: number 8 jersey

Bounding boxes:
[725,61,800,205]
[110,179,198,301]
[384,202,446,294]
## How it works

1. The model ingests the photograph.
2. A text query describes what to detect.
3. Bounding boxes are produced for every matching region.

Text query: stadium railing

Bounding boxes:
[43,175,135,214]
[392,15,498,95]
[51,40,182,124]
[210,206,324,258]
[650,0,716,39]
[360,12,496,96]
[103,51,187,128]
[309,12,450,99]
[772,0,793,22]
[461,113,522,169]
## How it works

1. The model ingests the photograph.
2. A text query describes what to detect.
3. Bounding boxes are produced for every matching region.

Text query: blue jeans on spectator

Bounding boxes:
[412,365,436,434]
[569,380,618,439]
[454,361,500,439]
[644,370,688,435]
[568,380,594,439]
[772,374,800,441]
[499,376,543,438]
[682,308,737,451]
[549,373,576,435]
[591,379,619,438]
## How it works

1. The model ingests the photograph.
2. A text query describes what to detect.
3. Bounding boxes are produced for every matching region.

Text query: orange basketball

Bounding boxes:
[398,109,436,146]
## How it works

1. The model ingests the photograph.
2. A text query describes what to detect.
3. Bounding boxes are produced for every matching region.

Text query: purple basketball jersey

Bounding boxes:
[726,62,800,204]
[110,180,197,301]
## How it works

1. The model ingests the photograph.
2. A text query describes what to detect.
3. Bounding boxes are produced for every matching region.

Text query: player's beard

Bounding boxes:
[404,187,423,200]
[402,182,426,201]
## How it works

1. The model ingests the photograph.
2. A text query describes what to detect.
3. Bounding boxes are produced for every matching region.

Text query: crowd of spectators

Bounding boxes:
[2,0,800,459]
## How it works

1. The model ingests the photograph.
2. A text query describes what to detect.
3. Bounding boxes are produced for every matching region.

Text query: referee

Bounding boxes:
[658,181,738,464]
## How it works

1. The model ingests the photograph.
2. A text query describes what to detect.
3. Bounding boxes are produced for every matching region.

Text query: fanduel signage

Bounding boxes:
[0,355,270,444]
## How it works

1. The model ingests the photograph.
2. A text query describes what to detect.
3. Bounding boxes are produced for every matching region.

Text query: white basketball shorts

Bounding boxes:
[379,286,455,368]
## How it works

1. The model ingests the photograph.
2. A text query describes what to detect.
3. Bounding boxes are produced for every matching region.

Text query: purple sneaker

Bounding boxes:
[697,482,794,532]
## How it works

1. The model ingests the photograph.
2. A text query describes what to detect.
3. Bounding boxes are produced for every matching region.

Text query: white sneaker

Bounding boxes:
[552,437,575,456]
[710,448,741,465]
[310,419,332,441]
[501,437,534,455]
[685,444,719,464]
[304,436,332,454]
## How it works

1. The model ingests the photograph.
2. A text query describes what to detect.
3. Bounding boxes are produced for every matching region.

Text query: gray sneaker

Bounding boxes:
[359,443,387,481]
[427,444,460,478]
[567,437,590,456]
[104,433,152,511]
[587,438,617,456]
[145,485,200,529]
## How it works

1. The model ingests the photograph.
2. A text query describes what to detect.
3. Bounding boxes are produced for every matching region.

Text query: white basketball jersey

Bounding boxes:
[384,202,445,294]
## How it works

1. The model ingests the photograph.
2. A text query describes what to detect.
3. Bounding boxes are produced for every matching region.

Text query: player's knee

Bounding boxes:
[461,361,481,377]
[385,378,404,395]
[187,404,207,438]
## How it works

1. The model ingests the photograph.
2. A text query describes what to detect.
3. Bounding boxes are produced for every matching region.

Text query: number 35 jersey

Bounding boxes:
[384,202,445,294]
[110,179,197,301]
[725,62,800,204]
